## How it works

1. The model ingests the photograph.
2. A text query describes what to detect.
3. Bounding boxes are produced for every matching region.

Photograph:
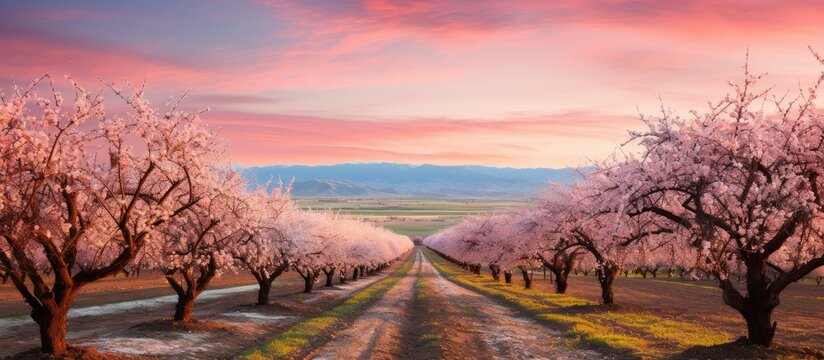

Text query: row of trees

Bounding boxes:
[0,76,413,355]
[425,54,824,347]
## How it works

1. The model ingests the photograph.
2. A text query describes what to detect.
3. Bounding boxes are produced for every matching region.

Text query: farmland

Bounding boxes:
[4,247,821,359]
[298,198,526,237]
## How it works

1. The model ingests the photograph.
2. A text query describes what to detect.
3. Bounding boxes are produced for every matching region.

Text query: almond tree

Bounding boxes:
[424,215,492,275]
[812,266,824,285]
[289,211,336,293]
[535,177,670,305]
[521,204,585,293]
[290,212,413,293]
[0,77,215,355]
[621,54,824,346]
[232,182,296,305]
[145,168,246,323]
[424,212,542,288]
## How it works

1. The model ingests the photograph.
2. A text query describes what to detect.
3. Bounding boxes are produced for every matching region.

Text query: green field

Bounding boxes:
[381,222,456,237]
[297,198,524,237]
[298,198,525,212]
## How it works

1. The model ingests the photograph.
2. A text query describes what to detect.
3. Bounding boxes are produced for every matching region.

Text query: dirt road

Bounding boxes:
[309,249,600,360]
[310,251,422,359]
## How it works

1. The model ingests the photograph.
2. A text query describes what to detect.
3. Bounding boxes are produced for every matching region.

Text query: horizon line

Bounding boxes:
[234,161,584,171]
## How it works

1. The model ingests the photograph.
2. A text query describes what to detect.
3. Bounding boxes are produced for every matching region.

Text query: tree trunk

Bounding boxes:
[722,281,779,346]
[249,263,287,306]
[550,267,569,294]
[174,293,196,323]
[742,305,777,347]
[340,271,347,284]
[489,264,500,281]
[817,276,822,285]
[504,271,512,284]
[324,268,336,287]
[597,264,618,305]
[720,257,780,347]
[303,274,316,293]
[519,267,532,289]
[352,268,359,280]
[256,278,272,305]
[33,306,69,355]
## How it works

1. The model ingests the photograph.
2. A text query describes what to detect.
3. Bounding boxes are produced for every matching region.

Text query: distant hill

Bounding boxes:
[242,163,582,198]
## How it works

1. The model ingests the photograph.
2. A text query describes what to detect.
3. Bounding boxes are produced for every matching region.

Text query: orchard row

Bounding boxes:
[0,76,413,356]
[425,55,824,348]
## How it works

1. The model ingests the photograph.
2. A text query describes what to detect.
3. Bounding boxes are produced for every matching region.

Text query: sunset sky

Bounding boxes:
[2,1,824,168]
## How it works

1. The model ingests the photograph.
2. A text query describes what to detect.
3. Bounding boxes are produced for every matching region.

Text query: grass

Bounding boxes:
[422,248,733,359]
[414,275,442,351]
[418,333,440,349]
[337,210,488,216]
[298,198,526,218]
[241,257,414,359]
[382,222,455,237]
[297,198,526,211]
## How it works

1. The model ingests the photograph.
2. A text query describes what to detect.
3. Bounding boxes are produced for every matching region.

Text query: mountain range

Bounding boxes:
[241,163,581,198]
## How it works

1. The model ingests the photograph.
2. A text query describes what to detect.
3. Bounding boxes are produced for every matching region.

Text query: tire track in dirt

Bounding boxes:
[310,251,422,360]
[419,251,603,360]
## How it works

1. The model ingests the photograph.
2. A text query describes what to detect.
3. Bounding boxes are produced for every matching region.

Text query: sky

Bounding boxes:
[2,1,824,168]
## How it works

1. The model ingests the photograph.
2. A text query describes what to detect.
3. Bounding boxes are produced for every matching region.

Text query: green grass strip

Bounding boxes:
[241,258,414,359]
[414,276,442,350]
[421,248,731,359]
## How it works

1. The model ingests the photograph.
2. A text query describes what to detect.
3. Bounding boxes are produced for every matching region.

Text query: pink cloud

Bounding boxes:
[205,110,640,166]
[3,1,824,167]
[0,33,209,91]
[262,1,824,41]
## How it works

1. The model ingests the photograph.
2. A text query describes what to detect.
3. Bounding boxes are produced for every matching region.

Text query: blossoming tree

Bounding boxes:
[231,181,297,305]
[0,77,216,354]
[621,56,824,346]
[146,168,248,323]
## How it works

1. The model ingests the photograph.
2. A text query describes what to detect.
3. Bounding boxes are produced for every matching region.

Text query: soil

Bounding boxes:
[1,269,394,359]
[309,251,422,360]
[0,272,266,318]
[554,272,824,352]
